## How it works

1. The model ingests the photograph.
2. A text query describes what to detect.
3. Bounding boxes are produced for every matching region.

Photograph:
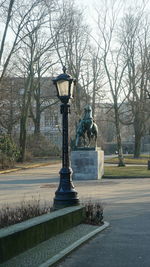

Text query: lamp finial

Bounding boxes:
[63,66,66,73]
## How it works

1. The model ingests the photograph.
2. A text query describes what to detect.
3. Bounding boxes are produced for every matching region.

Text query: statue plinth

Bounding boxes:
[71,147,104,180]
[72,146,98,151]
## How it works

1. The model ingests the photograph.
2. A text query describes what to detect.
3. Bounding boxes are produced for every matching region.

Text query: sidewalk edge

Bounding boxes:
[39,221,109,267]
[0,161,60,175]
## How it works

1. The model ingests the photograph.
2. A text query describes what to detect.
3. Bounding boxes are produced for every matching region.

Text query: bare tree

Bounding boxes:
[78,44,105,118]
[120,8,150,158]
[48,0,91,116]
[0,0,15,65]
[28,36,59,135]
[15,4,52,161]
[0,0,47,82]
[95,0,127,166]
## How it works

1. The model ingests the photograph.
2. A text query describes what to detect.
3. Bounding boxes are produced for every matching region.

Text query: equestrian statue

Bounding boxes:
[75,105,98,147]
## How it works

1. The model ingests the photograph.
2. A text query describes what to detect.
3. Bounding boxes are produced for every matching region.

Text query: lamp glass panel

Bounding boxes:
[57,80,69,96]
[70,82,74,98]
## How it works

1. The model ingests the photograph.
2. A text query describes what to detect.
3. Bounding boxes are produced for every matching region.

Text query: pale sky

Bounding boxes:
[76,0,150,15]
[0,0,149,54]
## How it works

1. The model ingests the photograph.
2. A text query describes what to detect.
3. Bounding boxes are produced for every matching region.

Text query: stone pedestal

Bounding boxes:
[71,147,104,180]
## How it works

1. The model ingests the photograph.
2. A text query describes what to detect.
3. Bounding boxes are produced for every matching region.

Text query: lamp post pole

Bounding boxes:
[52,67,79,209]
[61,101,70,169]
[147,87,150,170]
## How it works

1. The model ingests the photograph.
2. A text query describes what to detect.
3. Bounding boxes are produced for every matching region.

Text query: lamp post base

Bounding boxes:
[53,193,79,210]
[53,167,80,210]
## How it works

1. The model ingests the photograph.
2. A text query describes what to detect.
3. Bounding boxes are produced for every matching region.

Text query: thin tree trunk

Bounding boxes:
[18,75,33,162]
[133,114,143,158]
[134,132,142,158]
[19,116,27,162]
[34,96,41,135]
[76,81,81,115]
[34,117,40,135]
[0,0,15,64]
[92,83,96,118]
[114,105,125,167]
[34,74,41,135]
[134,137,141,158]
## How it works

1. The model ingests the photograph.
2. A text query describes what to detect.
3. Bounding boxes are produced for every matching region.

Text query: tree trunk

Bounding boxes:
[134,132,141,158]
[34,98,41,135]
[114,105,125,167]
[7,96,13,135]
[75,81,81,115]
[92,83,96,118]
[133,115,143,158]
[34,117,40,135]
[19,116,27,162]
[0,0,15,64]
[18,75,33,162]
[34,65,41,135]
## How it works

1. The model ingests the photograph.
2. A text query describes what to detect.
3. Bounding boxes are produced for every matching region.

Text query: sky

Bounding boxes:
[0,0,150,60]
[76,0,150,16]
[75,0,150,38]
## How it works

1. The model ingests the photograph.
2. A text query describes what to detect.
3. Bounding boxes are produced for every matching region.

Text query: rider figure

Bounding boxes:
[75,104,98,147]
[82,105,93,130]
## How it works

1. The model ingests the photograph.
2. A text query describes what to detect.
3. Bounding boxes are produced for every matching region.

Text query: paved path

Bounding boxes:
[1,164,150,266]
[1,163,150,207]
[56,202,150,267]
[0,164,60,206]
[0,163,150,205]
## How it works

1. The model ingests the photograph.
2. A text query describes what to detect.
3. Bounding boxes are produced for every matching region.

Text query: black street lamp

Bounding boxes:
[146,82,150,169]
[52,66,79,209]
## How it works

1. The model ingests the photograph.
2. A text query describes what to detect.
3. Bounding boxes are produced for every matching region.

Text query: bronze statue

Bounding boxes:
[75,105,98,147]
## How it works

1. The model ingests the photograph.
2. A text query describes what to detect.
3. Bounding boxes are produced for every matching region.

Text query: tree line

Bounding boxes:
[0,0,150,164]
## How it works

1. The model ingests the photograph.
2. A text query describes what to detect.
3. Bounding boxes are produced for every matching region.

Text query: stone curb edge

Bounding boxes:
[105,162,147,165]
[39,221,110,267]
[0,161,60,175]
[103,176,150,179]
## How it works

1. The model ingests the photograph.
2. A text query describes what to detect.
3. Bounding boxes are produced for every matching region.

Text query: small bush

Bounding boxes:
[0,198,51,228]
[84,201,104,226]
[0,199,104,229]
[0,134,19,169]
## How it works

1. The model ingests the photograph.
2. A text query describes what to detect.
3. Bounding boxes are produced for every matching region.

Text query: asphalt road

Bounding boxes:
[0,164,60,206]
[56,202,150,267]
[1,164,150,267]
[1,163,150,208]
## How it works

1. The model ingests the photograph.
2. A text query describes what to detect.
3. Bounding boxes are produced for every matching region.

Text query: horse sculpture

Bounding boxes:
[75,105,98,147]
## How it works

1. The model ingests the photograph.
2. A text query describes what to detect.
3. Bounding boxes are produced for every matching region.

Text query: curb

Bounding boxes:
[0,161,61,175]
[0,168,20,174]
[39,221,109,267]
[103,176,150,179]
[104,162,147,165]
[0,206,85,263]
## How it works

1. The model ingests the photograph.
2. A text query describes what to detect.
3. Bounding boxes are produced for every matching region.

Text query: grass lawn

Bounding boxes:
[104,154,150,165]
[104,165,150,178]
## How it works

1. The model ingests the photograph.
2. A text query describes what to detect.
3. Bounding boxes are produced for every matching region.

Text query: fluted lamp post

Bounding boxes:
[147,82,150,170]
[52,66,79,209]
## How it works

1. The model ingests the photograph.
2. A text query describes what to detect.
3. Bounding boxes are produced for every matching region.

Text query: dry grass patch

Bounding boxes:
[104,165,150,177]
[105,155,150,165]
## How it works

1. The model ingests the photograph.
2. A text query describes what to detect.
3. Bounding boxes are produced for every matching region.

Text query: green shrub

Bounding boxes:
[0,134,19,169]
